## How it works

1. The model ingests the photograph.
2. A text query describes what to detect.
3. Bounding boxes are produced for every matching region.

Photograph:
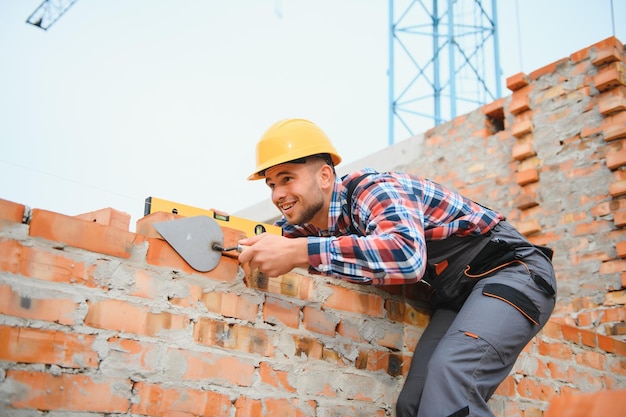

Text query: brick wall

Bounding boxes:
[1,36,626,416]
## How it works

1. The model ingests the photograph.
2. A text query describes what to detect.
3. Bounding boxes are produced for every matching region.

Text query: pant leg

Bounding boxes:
[415,250,556,417]
[396,308,457,417]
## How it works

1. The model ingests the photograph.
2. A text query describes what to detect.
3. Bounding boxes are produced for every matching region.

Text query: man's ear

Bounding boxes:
[318,164,335,190]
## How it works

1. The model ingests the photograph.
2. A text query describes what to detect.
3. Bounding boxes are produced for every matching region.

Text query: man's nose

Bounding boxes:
[272,186,286,202]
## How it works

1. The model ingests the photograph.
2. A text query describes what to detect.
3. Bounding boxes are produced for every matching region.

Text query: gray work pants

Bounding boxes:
[396,222,557,417]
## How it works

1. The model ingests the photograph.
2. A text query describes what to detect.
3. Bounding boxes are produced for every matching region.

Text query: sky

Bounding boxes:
[1,0,624,230]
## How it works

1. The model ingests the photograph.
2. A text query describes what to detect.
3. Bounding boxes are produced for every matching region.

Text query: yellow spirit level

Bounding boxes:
[144,196,281,237]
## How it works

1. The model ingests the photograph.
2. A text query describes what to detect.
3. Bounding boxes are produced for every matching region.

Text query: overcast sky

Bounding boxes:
[1,0,624,229]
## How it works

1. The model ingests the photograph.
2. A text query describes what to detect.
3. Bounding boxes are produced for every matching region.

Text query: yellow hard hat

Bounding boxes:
[248,118,342,180]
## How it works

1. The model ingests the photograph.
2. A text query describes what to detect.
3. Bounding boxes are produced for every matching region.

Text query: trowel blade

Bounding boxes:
[153,215,224,272]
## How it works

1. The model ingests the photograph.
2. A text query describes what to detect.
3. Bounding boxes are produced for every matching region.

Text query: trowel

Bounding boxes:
[153,215,245,272]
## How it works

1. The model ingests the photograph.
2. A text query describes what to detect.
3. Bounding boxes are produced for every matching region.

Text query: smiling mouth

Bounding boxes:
[279,201,296,213]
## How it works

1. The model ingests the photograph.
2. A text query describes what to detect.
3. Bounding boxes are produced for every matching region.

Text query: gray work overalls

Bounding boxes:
[396,220,557,417]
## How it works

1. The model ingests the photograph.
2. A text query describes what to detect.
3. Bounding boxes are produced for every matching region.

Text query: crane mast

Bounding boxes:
[26,0,79,31]
[388,0,502,144]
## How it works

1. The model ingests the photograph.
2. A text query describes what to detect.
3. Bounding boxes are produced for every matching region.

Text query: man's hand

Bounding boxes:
[238,234,309,277]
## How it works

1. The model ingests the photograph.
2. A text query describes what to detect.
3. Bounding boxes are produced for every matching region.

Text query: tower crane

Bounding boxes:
[26,0,79,31]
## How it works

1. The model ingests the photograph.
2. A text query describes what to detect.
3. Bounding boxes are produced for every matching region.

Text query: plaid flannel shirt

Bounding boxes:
[277,168,504,285]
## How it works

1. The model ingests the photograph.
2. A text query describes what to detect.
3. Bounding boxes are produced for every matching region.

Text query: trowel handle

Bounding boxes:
[223,244,249,253]
[217,244,250,259]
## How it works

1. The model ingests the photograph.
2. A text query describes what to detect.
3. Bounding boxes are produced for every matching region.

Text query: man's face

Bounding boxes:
[264,161,326,226]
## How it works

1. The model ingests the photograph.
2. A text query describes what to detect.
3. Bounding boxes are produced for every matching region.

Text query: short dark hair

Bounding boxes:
[290,153,333,167]
[260,153,335,177]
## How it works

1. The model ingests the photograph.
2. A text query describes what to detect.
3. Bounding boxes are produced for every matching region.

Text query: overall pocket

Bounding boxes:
[427,238,517,310]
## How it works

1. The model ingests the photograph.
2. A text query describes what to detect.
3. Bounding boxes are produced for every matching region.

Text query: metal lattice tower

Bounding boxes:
[388,0,502,144]
[26,0,79,31]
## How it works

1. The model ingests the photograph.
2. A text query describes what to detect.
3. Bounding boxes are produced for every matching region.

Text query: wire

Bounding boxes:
[0,158,141,203]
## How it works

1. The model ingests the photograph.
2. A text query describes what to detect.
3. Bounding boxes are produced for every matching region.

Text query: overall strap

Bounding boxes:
[346,172,375,235]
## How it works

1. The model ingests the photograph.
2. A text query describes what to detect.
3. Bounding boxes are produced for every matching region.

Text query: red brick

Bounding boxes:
[376,325,404,351]
[593,61,626,92]
[610,180,626,197]
[541,321,563,340]
[0,239,100,288]
[235,397,263,417]
[74,207,130,231]
[135,211,180,239]
[506,72,529,91]
[132,382,232,416]
[263,297,300,328]
[512,141,535,160]
[581,123,603,139]
[128,269,159,299]
[561,325,581,344]
[482,97,505,118]
[615,210,626,227]
[6,370,130,412]
[337,320,362,341]
[323,285,384,317]
[404,326,422,353]
[264,398,316,417]
[194,317,273,357]
[602,111,626,142]
[29,209,138,259]
[509,88,531,115]
[536,339,574,360]
[85,299,189,337]
[559,211,589,224]
[598,95,626,116]
[293,335,324,360]
[0,198,25,225]
[106,337,160,372]
[0,326,98,368]
[384,298,406,322]
[246,270,315,300]
[302,306,339,336]
[399,299,430,326]
[597,333,617,353]
[513,190,539,211]
[574,220,613,236]
[604,123,626,142]
[516,376,558,402]
[516,168,540,186]
[599,259,626,275]
[592,45,624,67]
[235,397,264,417]
[0,284,78,325]
[576,350,607,370]
[511,119,534,139]
[494,375,516,397]
[363,350,405,377]
[201,291,259,322]
[545,388,626,417]
[515,219,542,237]
[605,147,626,170]
[259,362,297,393]
[174,348,255,386]
[591,199,626,217]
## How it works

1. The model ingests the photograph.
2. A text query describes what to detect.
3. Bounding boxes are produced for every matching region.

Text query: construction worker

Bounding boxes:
[238,118,557,417]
